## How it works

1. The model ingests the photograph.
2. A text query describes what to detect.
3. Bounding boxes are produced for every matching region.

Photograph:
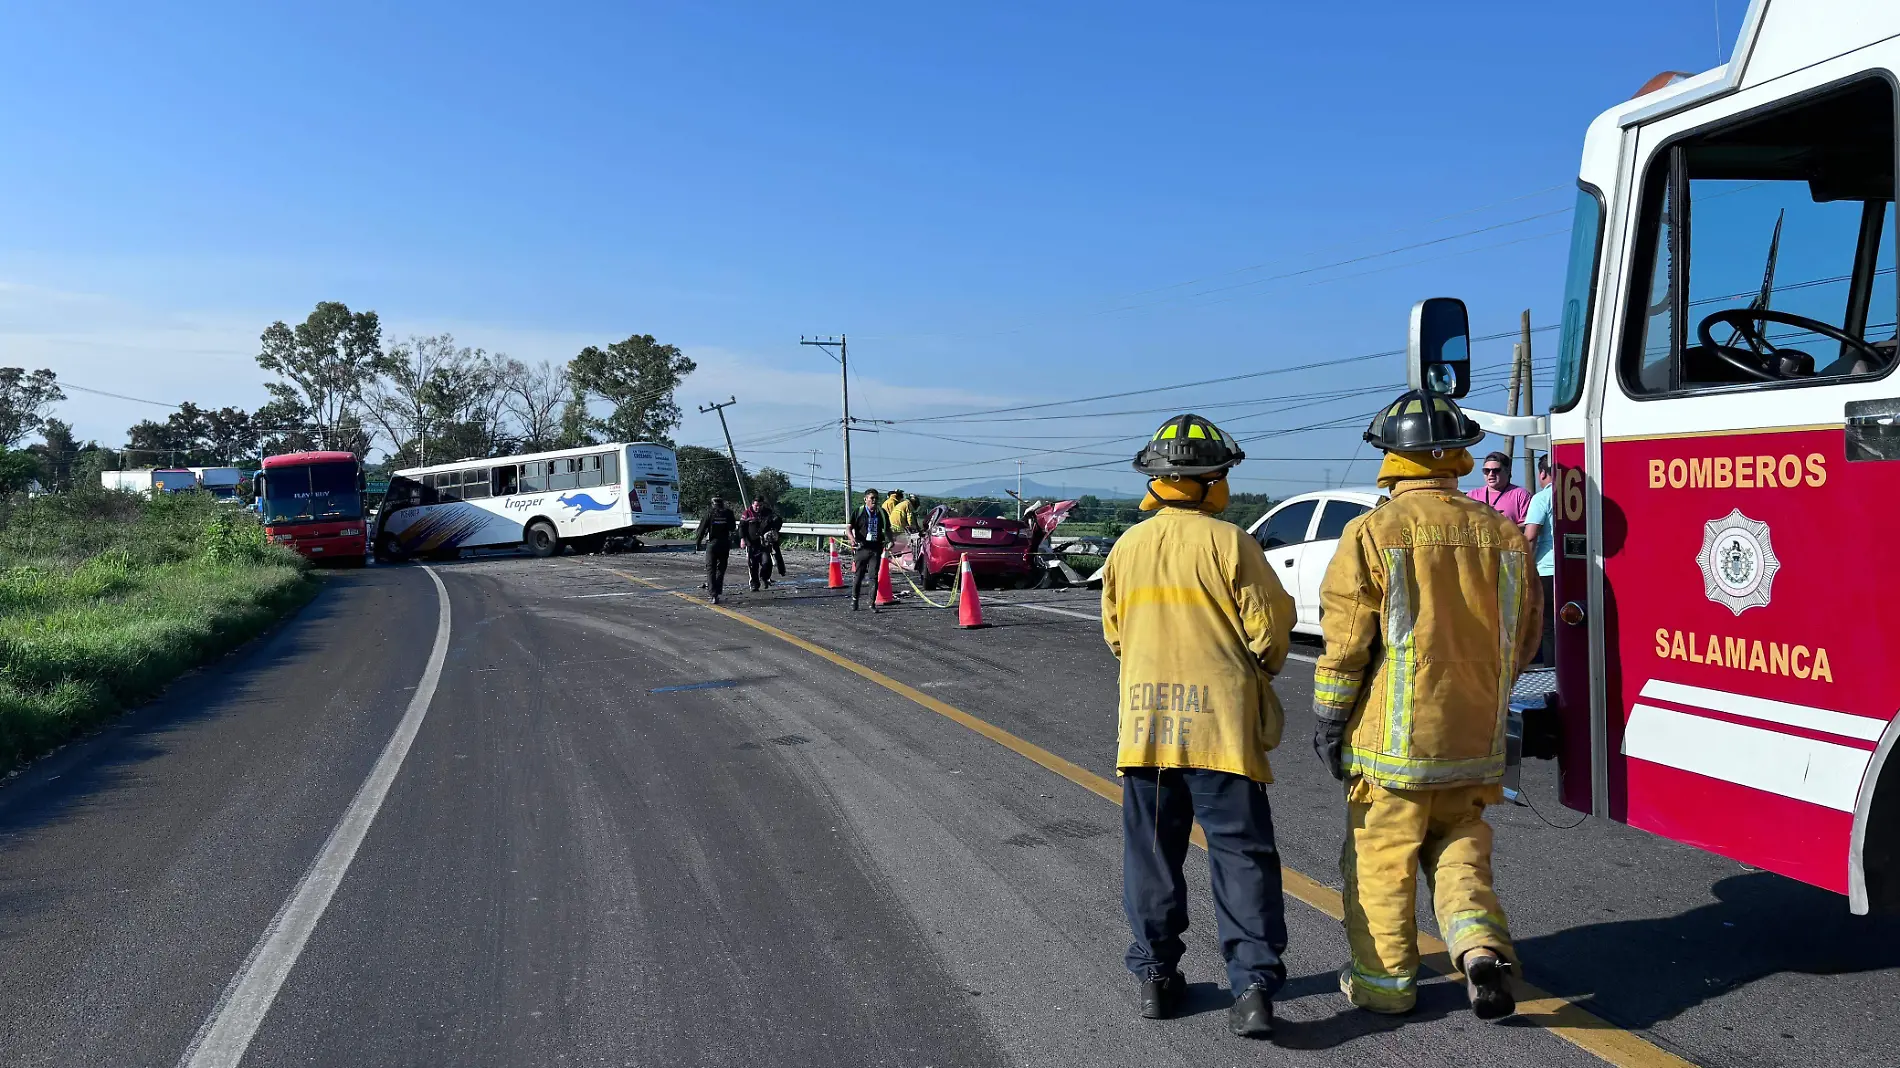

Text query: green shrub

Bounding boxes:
[0,489,315,775]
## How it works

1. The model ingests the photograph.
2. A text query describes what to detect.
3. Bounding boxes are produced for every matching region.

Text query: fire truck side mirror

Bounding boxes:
[1408,297,1472,399]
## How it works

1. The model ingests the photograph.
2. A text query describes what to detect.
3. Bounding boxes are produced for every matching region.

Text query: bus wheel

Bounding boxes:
[525,521,560,558]
[376,534,410,564]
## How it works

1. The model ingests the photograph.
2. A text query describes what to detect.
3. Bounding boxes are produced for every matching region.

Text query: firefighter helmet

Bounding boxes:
[1132,413,1245,478]
[1363,389,1485,453]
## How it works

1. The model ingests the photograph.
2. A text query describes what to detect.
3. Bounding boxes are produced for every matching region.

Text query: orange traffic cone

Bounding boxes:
[874,552,898,607]
[956,553,989,629]
[827,539,845,589]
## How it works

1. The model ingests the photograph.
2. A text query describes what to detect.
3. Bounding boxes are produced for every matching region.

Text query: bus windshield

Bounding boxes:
[264,461,363,524]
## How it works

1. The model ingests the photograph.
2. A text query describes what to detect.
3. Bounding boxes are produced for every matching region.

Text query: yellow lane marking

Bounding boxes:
[607,567,1693,1068]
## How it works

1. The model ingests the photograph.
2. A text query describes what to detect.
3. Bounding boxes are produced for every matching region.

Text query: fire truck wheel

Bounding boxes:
[525,520,560,558]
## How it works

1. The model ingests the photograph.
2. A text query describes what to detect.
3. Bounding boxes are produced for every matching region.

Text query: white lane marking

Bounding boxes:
[177,566,453,1068]
[1638,678,1883,742]
[569,590,646,599]
[988,600,1103,623]
[981,601,1318,663]
[1622,703,1872,812]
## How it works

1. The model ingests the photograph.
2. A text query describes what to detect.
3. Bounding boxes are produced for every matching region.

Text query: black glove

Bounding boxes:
[1312,717,1346,782]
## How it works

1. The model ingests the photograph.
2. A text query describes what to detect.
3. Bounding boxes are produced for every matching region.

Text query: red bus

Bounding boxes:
[1411,0,1900,912]
[254,451,369,567]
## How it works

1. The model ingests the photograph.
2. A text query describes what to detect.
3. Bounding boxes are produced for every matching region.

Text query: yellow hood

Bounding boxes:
[1376,448,1473,488]
[1140,476,1231,514]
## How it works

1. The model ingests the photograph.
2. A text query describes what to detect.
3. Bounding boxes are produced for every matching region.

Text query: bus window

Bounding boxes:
[551,458,579,491]
[603,452,619,485]
[494,464,518,496]
[521,461,549,493]
[1622,77,1897,397]
[461,468,491,500]
[437,472,462,502]
[578,454,603,489]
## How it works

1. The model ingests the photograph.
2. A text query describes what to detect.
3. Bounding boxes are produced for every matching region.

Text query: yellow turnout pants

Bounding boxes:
[1339,778,1513,1013]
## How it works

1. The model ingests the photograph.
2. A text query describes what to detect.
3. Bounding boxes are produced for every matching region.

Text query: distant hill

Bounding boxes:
[932,476,1140,501]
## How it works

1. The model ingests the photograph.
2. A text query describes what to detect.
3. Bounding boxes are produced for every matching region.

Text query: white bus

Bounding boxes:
[372,442,682,561]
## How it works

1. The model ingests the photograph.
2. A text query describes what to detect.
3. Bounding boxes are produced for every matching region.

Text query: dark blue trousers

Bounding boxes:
[1121,767,1289,995]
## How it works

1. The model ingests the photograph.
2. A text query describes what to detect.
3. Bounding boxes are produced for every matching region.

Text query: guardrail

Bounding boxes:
[674,519,848,549]
[677,519,848,536]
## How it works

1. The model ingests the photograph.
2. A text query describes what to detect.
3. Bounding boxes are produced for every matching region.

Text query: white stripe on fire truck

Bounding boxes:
[1622,704,1872,812]
[1637,679,1884,742]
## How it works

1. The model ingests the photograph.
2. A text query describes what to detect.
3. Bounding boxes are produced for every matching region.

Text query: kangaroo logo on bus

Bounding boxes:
[556,491,616,515]
[1696,509,1779,616]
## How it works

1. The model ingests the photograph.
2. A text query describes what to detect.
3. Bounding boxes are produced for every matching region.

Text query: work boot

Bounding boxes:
[1137,971,1184,1020]
[1461,949,1516,1021]
[711,594,721,606]
[851,599,860,611]
[1227,984,1274,1039]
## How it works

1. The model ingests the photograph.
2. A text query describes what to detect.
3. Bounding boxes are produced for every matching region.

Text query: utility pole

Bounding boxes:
[1015,459,1025,519]
[802,335,853,524]
[1504,343,1524,467]
[1518,308,1536,481]
[698,396,749,509]
[804,448,821,515]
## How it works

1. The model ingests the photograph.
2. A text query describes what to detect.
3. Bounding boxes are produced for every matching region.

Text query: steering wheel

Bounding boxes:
[1697,307,1888,382]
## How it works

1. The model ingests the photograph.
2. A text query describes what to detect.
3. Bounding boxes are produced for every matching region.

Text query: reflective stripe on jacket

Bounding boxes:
[1312,478,1541,789]
[1100,507,1296,783]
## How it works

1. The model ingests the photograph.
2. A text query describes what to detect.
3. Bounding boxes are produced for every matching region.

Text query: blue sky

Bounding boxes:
[0,1,1750,496]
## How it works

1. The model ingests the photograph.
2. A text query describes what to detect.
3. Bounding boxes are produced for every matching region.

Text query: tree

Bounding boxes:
[29,418,81,491]
[1075,494,1103,523]
[0,450,41,494]
[567,334,696,444]
[676,444,749,515]
[556,385,595,448]
[122,403,257,467]
[0,368,65,448]
[202,407,257,465]
[502,359,568,452]
[366,334,513,466]
[753,467,793,504]
[256,301,383,454]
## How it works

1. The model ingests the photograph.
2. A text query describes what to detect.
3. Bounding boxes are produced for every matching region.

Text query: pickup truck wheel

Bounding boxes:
[525,520,560,558]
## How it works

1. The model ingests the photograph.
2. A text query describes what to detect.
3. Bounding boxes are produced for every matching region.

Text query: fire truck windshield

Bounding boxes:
[263,461,363,525]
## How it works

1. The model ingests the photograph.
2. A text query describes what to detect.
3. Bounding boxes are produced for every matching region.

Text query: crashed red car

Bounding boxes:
[908,500,1075,589]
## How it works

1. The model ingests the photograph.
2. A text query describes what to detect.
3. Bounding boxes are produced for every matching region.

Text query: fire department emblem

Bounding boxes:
[1696,509,1779,616]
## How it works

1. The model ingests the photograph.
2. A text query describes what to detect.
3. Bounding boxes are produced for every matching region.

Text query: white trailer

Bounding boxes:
[101,468,199,497]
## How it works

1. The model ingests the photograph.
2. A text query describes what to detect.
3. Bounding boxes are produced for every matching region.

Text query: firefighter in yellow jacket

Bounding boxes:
[1100,413,1295,1041]
[1311,389,1541,1021]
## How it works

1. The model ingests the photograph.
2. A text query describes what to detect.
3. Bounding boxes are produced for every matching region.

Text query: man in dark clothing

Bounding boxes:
[741,501,778,592]
[847,488,887,612]
[695,495,738,605]
[755,498,784,586]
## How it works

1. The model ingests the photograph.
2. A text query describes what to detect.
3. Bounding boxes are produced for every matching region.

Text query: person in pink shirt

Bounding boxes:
[1467,451,1531,525]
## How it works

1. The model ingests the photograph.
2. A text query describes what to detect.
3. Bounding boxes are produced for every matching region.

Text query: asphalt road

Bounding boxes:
[2,544,1897,1067]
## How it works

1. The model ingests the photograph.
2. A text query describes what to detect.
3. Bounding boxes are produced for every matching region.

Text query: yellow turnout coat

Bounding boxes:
[1100,506,1296,783]
[1312,478,1542,789]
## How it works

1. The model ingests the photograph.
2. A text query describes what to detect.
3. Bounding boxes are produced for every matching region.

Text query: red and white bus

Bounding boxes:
[1415,0,1900,912]
[254,451,369,567]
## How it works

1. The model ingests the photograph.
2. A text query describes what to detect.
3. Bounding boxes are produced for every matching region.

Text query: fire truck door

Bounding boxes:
[1594,70,1899,896]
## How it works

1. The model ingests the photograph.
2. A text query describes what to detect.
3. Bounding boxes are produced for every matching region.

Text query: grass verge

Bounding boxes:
[0,491,318,777]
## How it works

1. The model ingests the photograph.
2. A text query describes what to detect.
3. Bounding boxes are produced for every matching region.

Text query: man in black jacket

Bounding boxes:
[695,495,738,605]
[753,498,784,588]
[847,488,887,612]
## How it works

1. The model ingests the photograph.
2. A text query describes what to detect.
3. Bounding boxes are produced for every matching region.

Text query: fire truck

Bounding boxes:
[1410,0,1900,912]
